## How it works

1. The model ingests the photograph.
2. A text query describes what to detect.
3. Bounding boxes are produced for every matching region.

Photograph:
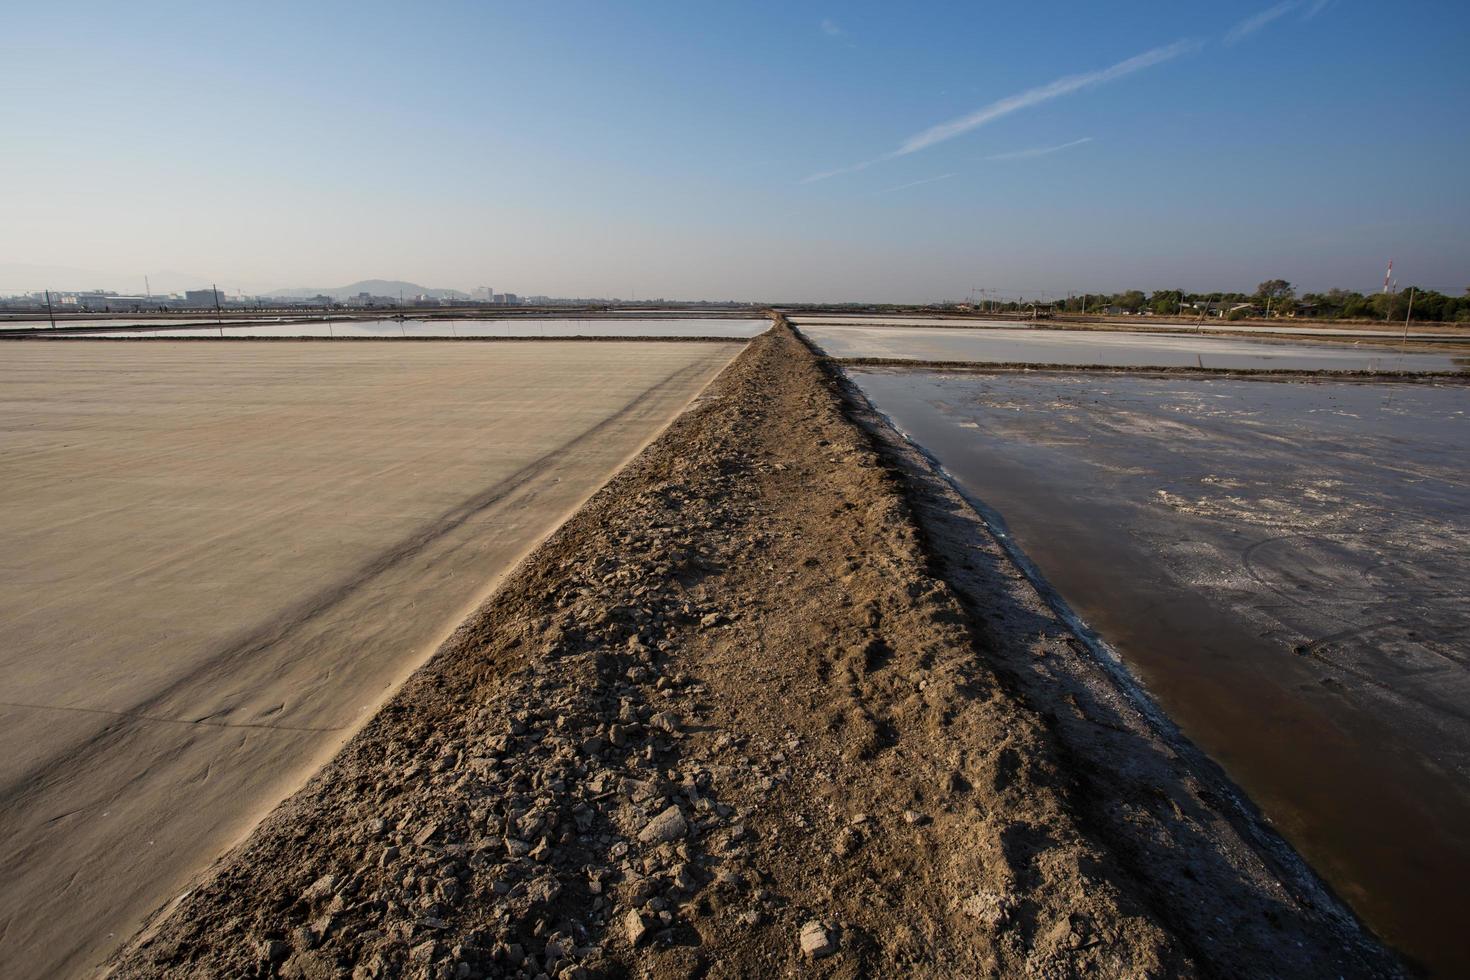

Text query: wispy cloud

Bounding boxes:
[896,41,1195,156]
[802,40,1194,182]
[820,18,843,37]
[1303,0,1333,18]
[876,173,956,194]
[984,137,1095,162]
[1224,2,1297,44]
[802,159,878,184]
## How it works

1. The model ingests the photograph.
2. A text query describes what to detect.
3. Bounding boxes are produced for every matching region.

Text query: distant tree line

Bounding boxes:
[980,281,1470,322]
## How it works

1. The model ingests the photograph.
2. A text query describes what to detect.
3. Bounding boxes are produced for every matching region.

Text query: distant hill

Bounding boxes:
[267,279,470,300]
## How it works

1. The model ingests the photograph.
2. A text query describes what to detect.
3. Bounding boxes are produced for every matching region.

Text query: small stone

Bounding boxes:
[260,939,290,963]
[902,809,924,825]
[648,711,679,733]
[608,725,628,748]
[414,822,442,846]
[799,920,838,959]
[505,837,532,858]
[544,935,574,962]
[961,890,1014,926]
[527,877,562,904]
[353,952,388,980]
[624,909,649,947]
[671,863,699,892]
[301,874,339,903]
[638,805,688,843]
[529,838,553,862]
[699,612,722,629]
[379,846,399,868]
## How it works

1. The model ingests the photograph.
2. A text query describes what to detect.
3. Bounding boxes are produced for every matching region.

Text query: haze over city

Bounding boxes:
[5,0,1467,301]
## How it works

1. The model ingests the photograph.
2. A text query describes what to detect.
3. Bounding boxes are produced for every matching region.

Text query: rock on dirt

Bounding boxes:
[637,805,687,844]
[799,920,838,959]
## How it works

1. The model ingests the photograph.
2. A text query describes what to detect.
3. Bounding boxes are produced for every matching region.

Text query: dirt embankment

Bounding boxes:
[109,320,1399,978]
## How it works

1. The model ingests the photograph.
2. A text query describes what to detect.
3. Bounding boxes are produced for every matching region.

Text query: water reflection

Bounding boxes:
[801,324,1466,373]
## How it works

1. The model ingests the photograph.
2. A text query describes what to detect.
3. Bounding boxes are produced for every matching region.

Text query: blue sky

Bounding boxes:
[3,1,1467,301]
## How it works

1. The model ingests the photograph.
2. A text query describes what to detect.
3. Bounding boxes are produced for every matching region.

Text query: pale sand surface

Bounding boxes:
[0,340,737,978]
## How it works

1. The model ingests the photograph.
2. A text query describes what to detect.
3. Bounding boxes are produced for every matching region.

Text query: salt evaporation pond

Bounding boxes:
[82,318,766,339]
[799,323,1467,373]
[851,366,1470,975]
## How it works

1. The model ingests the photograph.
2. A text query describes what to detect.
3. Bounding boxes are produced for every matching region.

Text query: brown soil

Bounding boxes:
[107,320,1401,979]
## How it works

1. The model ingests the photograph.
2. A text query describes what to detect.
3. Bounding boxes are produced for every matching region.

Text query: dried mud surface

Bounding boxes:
[109,321,1400,979]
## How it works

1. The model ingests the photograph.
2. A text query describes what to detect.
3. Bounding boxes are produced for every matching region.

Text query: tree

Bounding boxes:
[1369,292,1401,320]
[1254,279,1294,317]
[1255,279,1295,302]
[1150,289,1183,316]
[1117,290,1146,312]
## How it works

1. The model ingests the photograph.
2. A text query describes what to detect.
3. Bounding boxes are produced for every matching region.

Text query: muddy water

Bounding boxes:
[803,324,1468,373]
[80,317,765,339]
[852,368,1470,976]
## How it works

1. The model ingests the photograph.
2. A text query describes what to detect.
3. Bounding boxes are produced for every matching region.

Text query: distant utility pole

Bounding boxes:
[144,275,151,299]
[45,289,56,329]
[1403,286,1416,340]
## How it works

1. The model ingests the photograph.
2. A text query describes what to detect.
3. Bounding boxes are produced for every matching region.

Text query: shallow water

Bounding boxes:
[852,367,1470,976]
[0,316,306,330]
[76,317,765,339]
[789,314,1459,340]
[801,324,1467,373]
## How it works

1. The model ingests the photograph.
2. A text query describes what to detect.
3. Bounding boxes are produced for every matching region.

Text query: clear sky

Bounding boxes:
[4,1,1467,301]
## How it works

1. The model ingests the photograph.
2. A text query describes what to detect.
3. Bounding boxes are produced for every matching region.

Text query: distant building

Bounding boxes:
[183,289,219,307]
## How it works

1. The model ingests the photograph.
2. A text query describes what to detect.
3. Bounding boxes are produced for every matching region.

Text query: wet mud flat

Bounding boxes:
[108,322,1396,979]
[849,366,1470,976]
[800,323,1469,373]
[0,340,739,979]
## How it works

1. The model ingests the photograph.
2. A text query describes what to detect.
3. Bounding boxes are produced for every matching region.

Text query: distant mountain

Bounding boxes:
[267,279,470,301]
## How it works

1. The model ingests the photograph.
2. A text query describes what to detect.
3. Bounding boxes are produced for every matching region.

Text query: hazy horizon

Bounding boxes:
[5,1,1467,302]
